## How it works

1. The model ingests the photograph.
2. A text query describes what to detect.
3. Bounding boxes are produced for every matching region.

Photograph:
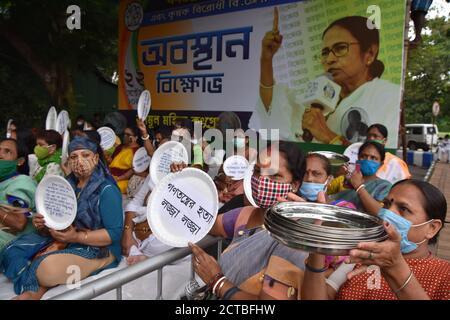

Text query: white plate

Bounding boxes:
[97,126,116,150]
[46,106,58,131]
[147,168,218,247]
[133,147,151,173]
[6,119,13,138]
[243,163,258,207]
[149,141,189,187]
[56,110,70,134]
[223,155,249,181]
[35,175,77,230]
[137,90,151,120]
[343,142,363,165]
[61,130,70,163]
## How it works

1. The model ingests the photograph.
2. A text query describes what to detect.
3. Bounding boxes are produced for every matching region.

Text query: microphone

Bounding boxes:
[299,73,341,142]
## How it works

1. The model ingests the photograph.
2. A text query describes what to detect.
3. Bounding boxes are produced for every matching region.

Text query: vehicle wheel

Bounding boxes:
[408,142,417,150]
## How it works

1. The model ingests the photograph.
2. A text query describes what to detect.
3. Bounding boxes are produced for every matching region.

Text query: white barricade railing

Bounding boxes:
[50,236,223,300]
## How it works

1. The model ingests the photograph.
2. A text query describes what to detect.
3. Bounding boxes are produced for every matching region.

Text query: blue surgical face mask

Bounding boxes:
[299,181,327,201]
[378,208,433,254]
[234,137,245,149]
[356,159,380,176]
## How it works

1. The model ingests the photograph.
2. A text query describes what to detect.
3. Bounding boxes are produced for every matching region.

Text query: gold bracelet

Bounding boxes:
[329,135,342,145]
[393,270,413,294]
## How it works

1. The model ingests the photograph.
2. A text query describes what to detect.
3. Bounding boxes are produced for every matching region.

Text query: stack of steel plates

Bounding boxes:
[311,151,350,175]
[264,202,388,255]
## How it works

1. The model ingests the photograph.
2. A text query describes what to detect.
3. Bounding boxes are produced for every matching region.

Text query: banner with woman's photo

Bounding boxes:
[118,0,406,149]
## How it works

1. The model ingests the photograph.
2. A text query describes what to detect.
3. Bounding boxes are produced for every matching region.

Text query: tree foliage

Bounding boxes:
[0,0,118,121]
[404,17,450,131]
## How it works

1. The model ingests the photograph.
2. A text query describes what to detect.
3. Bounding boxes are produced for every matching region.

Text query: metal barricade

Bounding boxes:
[50,236,222,300]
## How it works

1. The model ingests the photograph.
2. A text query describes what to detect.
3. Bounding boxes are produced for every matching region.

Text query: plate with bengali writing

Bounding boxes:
[133,147,151,173]
[137,90,151,120]
[223,155,249,181]
[97,126,116,151]
[146,168,218,247]
[56,110,71,135]
[149,140,189,187]
[35,175,77,230]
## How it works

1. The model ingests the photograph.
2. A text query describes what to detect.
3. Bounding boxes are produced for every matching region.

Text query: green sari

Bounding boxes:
[329,178,392,212]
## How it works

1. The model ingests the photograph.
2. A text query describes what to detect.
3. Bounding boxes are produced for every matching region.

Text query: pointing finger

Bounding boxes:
[273,7,279,33]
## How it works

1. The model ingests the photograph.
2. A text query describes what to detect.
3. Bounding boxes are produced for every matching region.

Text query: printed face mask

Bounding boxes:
[69,156,98,178]
[251,175,292,208]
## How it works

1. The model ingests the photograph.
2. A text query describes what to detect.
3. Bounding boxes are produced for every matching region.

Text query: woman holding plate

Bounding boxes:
[186,141,309,300]
[302,179,450,300]
[1,136,123,300]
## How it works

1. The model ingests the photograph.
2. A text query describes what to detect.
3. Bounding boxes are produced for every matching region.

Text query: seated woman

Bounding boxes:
[295,152,350,274]
[188,141,309,300]
[1,136,123,300]
[107,126,142,194]
[328,141,392,214]
[302,179,450,300]
[215,130,258,205]
[0,138,36,257]
[297,152,333,202]
[29,130,64,183]
[121,132,172,259]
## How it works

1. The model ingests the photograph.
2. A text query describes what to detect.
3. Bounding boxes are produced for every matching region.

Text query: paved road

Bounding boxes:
[408,165,428,181]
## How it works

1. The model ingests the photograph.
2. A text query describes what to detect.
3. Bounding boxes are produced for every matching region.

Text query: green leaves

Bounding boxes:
[405,17,450,130]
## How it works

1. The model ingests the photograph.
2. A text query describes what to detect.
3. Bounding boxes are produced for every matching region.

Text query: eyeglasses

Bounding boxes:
[319,42,359,62]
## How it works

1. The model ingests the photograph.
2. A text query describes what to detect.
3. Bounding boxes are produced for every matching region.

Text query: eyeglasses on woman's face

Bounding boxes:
[319,42,359,62]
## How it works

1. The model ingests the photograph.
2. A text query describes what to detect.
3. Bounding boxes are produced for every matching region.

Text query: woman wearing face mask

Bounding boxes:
[214,130,258,206]
[328,141,391,215]
[302,179,450,300]
[1,136,123,300]
[108,126,142,194]
[187,141,311,300]
[251,11,400,145]
[294,153,352,275]
[29,130,64,183]
[366,124,411,184]
[0,139,36,258]
[298,153,333,202]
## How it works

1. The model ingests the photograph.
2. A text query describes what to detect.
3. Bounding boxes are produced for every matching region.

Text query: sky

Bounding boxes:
[428,0,450,18]
[408,0,449,39]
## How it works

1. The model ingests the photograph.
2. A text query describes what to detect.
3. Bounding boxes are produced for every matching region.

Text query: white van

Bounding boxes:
[405,124,439,151]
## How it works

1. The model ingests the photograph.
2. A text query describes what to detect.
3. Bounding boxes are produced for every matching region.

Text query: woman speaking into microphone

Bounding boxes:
[249,7,400,146]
